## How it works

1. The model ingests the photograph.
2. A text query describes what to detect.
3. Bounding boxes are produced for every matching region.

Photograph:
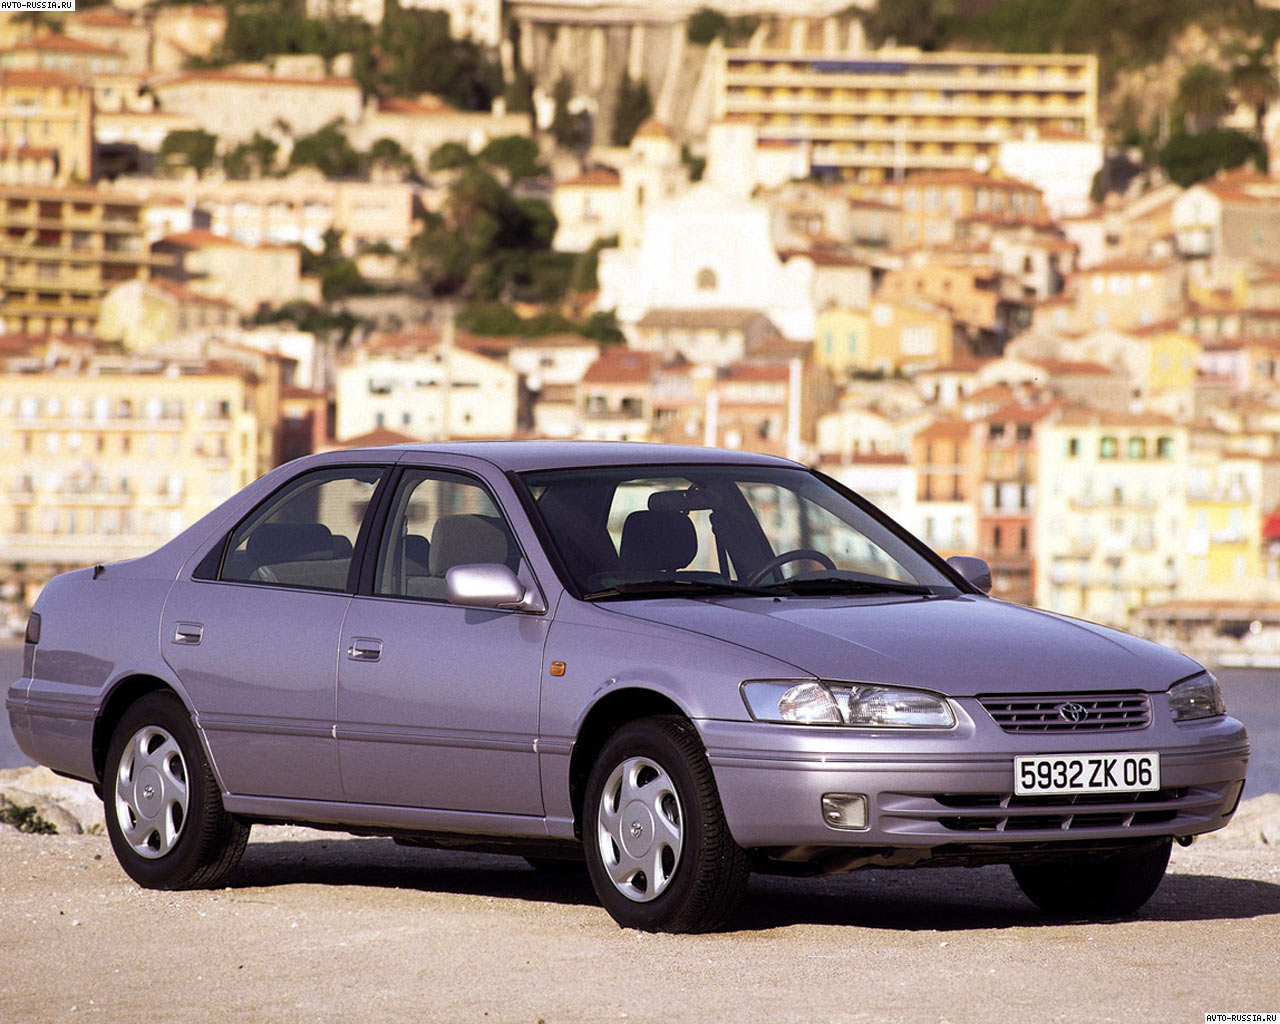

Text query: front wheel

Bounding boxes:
[103,692,250,890]
[583,716,749,932]
[1010,839,1172,918]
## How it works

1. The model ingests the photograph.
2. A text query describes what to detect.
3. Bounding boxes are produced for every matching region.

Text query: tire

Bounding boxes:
[1010,839,1172,918]
[103,692,250,890]
[583,716,749,933]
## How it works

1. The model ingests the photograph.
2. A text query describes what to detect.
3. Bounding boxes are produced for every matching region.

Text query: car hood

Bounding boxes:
[600,594,1201,696]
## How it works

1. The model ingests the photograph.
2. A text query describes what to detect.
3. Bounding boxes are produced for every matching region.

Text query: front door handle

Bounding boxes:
[173,622,204,645]
[346,638,383,662]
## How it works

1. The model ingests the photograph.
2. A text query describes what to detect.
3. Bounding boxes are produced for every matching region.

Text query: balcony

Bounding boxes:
[1068,494,1157,511]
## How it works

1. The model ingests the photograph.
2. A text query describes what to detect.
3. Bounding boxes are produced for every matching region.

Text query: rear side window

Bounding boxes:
[219,468,383,591]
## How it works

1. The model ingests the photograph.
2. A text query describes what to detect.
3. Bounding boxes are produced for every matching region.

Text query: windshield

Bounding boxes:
[519,464,961,599]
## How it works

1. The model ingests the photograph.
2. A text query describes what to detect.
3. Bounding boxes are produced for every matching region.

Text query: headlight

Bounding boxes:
[1168,673,1226,722]
[742,680,956,728]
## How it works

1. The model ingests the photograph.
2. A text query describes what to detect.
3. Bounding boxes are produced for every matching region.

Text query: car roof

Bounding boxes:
[347,440,802,473]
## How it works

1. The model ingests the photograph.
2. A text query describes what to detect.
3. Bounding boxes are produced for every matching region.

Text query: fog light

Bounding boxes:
[821,793,868,831]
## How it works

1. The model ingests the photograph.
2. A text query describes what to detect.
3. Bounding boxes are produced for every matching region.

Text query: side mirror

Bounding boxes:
[446,563,527,609]
[946,555,992,595]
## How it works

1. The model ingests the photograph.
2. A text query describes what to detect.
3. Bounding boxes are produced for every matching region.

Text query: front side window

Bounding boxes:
[373,469,521,602]
[523,464,958,598]
[220,467,382,591]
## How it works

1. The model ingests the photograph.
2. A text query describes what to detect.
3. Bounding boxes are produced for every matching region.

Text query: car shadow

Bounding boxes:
[229,835,1280,931]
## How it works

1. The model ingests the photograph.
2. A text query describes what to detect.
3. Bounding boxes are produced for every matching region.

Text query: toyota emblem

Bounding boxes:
[1057,701,1088,724]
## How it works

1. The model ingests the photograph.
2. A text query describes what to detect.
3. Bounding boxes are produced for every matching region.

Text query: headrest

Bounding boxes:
[618,510,696,573]
[247,522,334,565]
[429,515,510,575]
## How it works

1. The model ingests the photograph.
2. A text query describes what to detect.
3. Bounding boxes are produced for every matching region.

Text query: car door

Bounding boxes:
[162,463,388,802]
[336,464,547,815]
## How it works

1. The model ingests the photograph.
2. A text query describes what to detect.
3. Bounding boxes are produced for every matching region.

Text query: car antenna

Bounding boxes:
[92,564,105,579]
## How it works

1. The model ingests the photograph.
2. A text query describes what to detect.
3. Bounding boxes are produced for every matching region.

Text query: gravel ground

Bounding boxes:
[1,771,1278,1023]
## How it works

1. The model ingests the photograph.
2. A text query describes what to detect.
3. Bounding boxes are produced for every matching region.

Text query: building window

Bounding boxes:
[1099,436,1118,459]
[695,267,718,291]
[1128,436,1147,459]
[1067,437,1080,457]
[1156,436,1174,458]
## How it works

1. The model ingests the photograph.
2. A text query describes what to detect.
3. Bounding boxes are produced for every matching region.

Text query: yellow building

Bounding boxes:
[815,299,953,377]
[0,183,160,334]
[0,69,94,184]
[0,344,269,605]
[718,34,1097,182]
[1034,407,1187,627]
[1185,452,1263,596]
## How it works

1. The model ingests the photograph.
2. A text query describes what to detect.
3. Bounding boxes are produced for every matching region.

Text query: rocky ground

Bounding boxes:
[2,769,1278,1023]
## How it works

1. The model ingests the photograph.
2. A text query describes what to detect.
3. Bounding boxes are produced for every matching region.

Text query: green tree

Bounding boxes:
[1157,128,1265,187]
[428,141,475,173]
[222,132,278,179]
[611,74,653,147]
[300,227,372,301]
[478,135,547,185]
[1231,47,1279,143]
[159,129,218,176]
[289,120,361,178]
[1175,62,1233,134]
[550,76,587,151]
[859,0,946,50]
[367,137,416,177]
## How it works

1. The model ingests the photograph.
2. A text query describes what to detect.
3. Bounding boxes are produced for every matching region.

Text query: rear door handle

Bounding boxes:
[173,622,204,645]
[346,638,383,662]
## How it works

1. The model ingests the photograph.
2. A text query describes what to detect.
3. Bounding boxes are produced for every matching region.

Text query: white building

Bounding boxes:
[335,341,519,441]
[996,131,1104,221]
[598,181,816,342]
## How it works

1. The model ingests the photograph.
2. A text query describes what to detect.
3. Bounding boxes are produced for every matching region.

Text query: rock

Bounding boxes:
[0,767,104,835]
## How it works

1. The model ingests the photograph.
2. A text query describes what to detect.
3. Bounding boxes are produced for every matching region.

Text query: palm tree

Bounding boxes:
[1177,63,1233,134]
[1231,46,1279,144]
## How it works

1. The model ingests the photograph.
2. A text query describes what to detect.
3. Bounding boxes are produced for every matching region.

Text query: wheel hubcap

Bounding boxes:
[596,756,683,903]
[114,725,189,859]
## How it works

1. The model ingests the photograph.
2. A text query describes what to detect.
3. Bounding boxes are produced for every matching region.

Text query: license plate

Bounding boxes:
[1014,752,1160,796]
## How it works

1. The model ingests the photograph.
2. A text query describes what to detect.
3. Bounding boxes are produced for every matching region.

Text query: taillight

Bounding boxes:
[24,611,40,645]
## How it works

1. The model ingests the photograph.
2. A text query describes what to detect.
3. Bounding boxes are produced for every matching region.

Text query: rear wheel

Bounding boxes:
[103,692,249,890]
[583,716,749,933]
[1010,839,1172,918]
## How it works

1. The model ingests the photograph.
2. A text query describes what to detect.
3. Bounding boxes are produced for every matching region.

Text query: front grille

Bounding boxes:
[931,787,1186,833]
[978,692,1151,733]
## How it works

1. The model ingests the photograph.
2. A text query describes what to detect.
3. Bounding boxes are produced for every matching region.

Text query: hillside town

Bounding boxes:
[4,0,1280,662]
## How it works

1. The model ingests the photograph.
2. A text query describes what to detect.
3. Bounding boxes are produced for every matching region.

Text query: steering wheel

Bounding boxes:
[745,548,837,586]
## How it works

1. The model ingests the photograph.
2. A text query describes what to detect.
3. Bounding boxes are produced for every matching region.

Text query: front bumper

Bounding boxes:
[700,708,1249,853]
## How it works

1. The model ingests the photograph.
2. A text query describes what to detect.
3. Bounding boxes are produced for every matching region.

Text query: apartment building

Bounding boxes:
[0,346,268,604]
[334,332,519,441]
[0,69,94,184]
[1034,408,1186,627]
[1185,450,1264,597]
[855,170,1047,248]
[577,349,655,443]
[717,35,1097,182]
[0,33,124,78]
[814,299,954,377]
[153,229,311,315]
[912,417,977,558]
[0,183,158,335]
[1173,172,1280,290]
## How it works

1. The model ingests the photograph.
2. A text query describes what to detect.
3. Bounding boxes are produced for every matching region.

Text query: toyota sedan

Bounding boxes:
[6,442,1250,931]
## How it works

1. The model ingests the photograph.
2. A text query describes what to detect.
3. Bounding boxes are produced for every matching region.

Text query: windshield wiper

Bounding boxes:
[582,580,776,600]
[761,577,936,597]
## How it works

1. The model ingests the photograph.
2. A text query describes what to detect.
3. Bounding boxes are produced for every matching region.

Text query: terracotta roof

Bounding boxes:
[916,418,973,441]
[155,70,359,90]
[1030,358,1113,376]
[635,308,769,331]
[582,349,655,385]
[559,169,621,188]
[0,182,141,203]
[0,144,56,159]
[987,400,1064,425]
[778,247,867,267]
[634,118,672,139]
[1054,407,1177,428]
[722,363,789,382]
[377,95,454,115]
[148,275,235,307]
[13,33,120,56]
[0,69,88,89]
[330,428,420,448]
[159,229,244,249]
